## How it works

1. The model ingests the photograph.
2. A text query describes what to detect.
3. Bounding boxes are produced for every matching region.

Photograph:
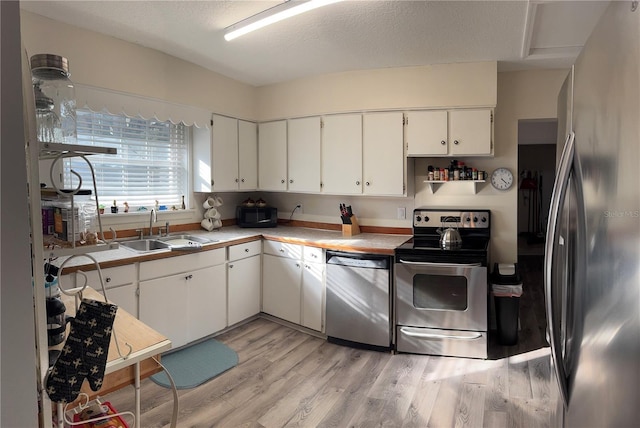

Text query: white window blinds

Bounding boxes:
[64,110,189,208]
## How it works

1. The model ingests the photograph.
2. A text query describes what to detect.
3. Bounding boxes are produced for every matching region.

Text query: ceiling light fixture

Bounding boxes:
[224,0,343,41]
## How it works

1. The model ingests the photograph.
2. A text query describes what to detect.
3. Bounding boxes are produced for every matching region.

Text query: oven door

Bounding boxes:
[395,259,488,358]
[395,260,487,331]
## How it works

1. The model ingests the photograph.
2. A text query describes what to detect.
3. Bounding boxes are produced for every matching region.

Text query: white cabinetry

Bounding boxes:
[139,249,226,348]
[259,120,288,191]
[262,241,302,324]
[192,115,257,192]
[262,241,325,331]
[288,116,321,192]
[227,240,262,326]
[321,114,363,194]
[363,112,405,196]
[62,264,137,317]
[301,246,324,332]
[406,109,493,156]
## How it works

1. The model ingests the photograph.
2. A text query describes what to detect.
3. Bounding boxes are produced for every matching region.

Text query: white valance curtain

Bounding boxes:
[74,84,211,129]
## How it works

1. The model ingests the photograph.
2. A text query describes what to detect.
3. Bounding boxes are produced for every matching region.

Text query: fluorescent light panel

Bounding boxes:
[224,0,342,41]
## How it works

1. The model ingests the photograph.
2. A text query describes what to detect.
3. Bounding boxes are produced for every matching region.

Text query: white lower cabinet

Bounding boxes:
[262,253,302,324]
[139,250,226,348]
[227,241,262,326]
[60,264,137,317]
[301,246,325,332]
[262,241,325,331]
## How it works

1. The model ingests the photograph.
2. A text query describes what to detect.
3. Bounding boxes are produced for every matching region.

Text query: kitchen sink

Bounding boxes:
[159,234,215,245]
[120,238,171,253]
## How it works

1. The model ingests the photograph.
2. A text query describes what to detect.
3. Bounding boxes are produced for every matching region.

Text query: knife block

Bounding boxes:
[342,216,360,237]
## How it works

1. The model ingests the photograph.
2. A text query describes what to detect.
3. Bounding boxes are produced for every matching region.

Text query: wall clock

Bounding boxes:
[490,167,514,190]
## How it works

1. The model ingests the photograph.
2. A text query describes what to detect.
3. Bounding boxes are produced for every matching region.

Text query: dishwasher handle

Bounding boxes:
[326,251,390,270]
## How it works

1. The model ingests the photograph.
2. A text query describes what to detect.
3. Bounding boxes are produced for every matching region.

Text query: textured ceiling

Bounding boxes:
[20,0,610,87]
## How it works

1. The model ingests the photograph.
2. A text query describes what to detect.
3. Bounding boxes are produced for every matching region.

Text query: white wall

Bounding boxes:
[257,62,497,120]
[1,2,40,426]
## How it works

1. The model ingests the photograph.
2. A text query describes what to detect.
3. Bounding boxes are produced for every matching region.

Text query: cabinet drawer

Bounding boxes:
[228,240,262,261]
[303,246,323,263]
[61,264,136,290]
[139,248,225,281]
[263,240,303,260]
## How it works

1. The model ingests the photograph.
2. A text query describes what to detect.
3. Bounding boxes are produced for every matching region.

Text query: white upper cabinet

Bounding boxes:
[259,120,288,191]
[192,115,258,192]
[406,108,493,156]
[238,120,258,190]
[449,109,493,156]
[321,114,363,195]
[288,117,321,193]
[212,114,239,191]
[363,112,405,196]
[406,110,448,156]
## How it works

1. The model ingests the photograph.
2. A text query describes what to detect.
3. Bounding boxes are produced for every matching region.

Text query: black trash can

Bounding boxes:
[491,263,523,346]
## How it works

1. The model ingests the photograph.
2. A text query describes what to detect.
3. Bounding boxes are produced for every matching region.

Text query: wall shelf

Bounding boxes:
[424,180,486,194]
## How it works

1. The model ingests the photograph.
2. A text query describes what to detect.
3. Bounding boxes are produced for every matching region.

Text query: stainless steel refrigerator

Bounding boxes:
[547,2,639,427]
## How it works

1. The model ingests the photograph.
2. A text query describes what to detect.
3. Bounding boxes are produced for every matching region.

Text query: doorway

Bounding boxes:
[517,119,557,256]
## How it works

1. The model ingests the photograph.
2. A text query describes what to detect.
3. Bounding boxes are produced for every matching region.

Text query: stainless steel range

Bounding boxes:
[394,208,490,359]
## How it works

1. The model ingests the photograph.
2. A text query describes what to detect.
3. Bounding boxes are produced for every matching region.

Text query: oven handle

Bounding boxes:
[400,327,483,340]
[398,260,482,268]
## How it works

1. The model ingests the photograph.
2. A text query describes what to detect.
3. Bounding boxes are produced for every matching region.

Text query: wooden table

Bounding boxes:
[56,287,172,427]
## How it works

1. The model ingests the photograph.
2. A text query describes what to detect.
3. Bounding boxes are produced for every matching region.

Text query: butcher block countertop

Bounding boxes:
[55,225,411,272]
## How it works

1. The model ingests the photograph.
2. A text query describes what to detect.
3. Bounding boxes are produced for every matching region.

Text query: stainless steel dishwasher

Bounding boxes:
[325,251,392,351]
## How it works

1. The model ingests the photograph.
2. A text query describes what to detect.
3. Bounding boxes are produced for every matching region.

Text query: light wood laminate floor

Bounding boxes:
[105,256,551,428]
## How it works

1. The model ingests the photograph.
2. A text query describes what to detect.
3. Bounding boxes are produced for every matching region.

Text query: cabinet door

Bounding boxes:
[302,261,324,332]
[262,254,301,324]
[321,114,362,194]
[192,125,212,192]
[139,274,189,348]
[288,117,321,193]
[212,114,240,191]
[449,109,492,155]
[187,264,226,343]
[363,112,405,196]
[258,120,288,191]
[238,120,258,190]
[107,284,137,318]
[406,110,448,156]
[228,255,261,326]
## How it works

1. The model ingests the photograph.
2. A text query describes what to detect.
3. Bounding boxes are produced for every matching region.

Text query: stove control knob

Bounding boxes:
[481,217,487,223]
[424,216,429,222]
[474,217,478,222]
[415,216,422,222]
[465,217,471,223]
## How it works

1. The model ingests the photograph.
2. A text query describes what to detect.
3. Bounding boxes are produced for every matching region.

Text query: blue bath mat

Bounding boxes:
[150,338,238,389]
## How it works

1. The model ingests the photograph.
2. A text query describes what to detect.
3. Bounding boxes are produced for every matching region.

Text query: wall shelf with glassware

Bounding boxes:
[424,180,486,194]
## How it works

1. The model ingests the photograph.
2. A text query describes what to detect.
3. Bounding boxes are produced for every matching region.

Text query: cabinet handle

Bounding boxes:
[241,178,245,183]
[245,248,249,252]
[366,181,370,186]
[296,263,300,268]
[289,179,293,183]
[281,179,285,184]
[105,277,111,283]
[356,181,360,185]
[279,248,285,253]
[454,140,460,145]
[441,140,446,145]
[229,264,234,269]
[185,274,193,280]
[235,178,239,183]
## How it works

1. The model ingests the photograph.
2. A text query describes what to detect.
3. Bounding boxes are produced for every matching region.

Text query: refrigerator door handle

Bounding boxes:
[544,131,575,408]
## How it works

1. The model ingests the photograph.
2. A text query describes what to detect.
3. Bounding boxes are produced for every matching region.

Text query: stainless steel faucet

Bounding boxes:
[148,209,157,237]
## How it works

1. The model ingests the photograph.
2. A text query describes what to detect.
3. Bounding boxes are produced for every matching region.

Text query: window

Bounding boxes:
[64,110,189,209]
